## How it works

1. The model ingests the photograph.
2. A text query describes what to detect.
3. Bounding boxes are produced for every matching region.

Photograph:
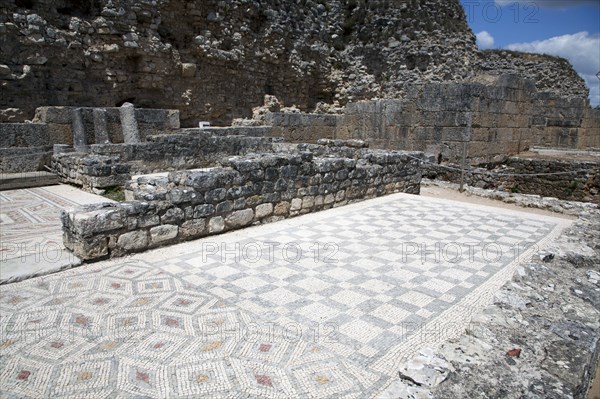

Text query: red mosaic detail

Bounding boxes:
[258,343,272,353]
[255,374,273,387]
[176,298,193,307]
[94,298,109,305]
[50,341,64,349]
[17,370,30,381]
[28,318,43,324]
[110,282,122,289]
[136,371,150,384]
[164,317,180,327]
[153,342,165,349]
[75,315,90,326]
[124,270,135,275]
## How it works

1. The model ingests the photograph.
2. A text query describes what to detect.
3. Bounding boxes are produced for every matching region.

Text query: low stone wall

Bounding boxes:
[62,150,422,260]
[424,157,600,204]
[52,131,279,190]
[0,145,54,173]
[52,153,132,190]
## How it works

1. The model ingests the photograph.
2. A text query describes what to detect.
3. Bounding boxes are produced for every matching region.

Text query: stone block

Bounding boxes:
[225,209,254,228]
[209,216,225,233]
[72,207,125,235]
[180,219,206,239]
[161,207,185,224]
[150,225,178,245]
[274,201,290,216]
[194,204,216,218]
[290,198,302,211]
[119,102,140,143]
[117,230,149,251]
[302,196,315,209]
[255,203,273,219]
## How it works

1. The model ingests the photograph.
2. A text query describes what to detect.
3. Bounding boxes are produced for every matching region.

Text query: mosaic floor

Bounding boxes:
[0,191,570,398]
[0,186,113,284]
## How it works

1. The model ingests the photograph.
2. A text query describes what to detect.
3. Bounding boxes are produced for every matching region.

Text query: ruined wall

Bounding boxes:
[52,131,278,190]
[335,76,600,163]
[424,157,600,204]
[1,0,477,125]
[62,150,422,260]
[477,50,589,100]
[0,104,180,172]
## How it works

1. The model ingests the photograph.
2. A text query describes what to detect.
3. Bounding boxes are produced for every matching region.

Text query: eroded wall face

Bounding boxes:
[0,0,478,126]
[336,78,599,162]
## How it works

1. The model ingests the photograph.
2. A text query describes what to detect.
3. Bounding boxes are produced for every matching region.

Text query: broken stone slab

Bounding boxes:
[397,347,454,388]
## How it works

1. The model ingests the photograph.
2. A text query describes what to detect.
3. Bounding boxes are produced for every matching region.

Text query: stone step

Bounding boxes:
[0,171,59,191]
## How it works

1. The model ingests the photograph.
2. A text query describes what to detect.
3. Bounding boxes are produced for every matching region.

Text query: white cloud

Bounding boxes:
[476,31,495,49]
[495,0,599,9]
[506,31,600,106]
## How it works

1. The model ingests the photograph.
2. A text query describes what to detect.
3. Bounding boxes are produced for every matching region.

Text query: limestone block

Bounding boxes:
[119,102,140,143]
[290,198,302,211]
[225,209,254,228]
[194,204,216,218]
[274,201,290,215]
[117,230,149,251]
[72,108,88,151]
[255,203,273,218]
[180,219,206,239]
[150,225,178,244]
[209,216,225,233]
[93,108,110,144]
[161,207,185,224]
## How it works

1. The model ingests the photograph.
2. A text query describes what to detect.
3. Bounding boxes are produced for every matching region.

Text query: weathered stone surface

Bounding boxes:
[274,201,290,216]
[208,216,224,233]
[161,207,185,224]
[117,230,148,251]
[255,203,273,219]
[225,209,254,228]
[290,198,302,211]
[71,108,87,151]
[93,108,110,144]
[181,63,197,78]
[180,218,206,239]
[150,224,178,244]
[119,102,140,144]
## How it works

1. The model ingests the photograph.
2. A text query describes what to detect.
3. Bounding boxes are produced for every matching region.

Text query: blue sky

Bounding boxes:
[460,0,600,107]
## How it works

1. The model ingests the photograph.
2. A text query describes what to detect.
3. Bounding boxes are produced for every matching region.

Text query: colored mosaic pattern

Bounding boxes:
[0,193,569,398]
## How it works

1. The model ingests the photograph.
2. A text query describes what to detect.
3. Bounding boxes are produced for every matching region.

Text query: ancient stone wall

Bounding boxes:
[424,157,600,204]
[477,50,589,99]
[52,130,278,190]
[62,149,422,260]
[0,105,180,173]
[0,0,477,125]
[335,76,600,163]
[32,106,180,145]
